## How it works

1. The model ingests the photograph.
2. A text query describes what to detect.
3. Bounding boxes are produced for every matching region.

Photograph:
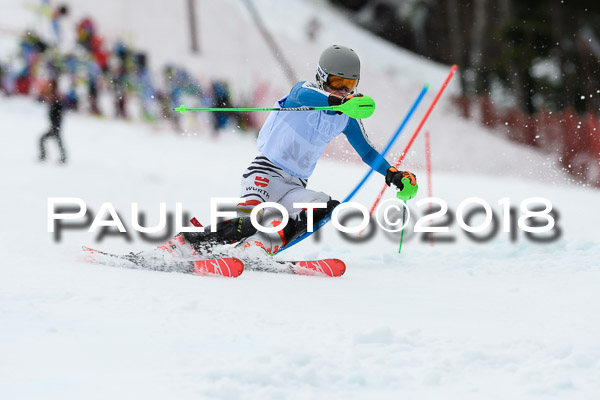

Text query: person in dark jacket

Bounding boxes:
[39,80,67,163]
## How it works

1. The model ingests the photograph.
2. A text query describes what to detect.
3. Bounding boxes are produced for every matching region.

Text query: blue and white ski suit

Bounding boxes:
[239,81,391,215]
[257,81,390,179]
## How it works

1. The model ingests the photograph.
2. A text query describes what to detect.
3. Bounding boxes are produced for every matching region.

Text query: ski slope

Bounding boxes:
[2,1,600,399]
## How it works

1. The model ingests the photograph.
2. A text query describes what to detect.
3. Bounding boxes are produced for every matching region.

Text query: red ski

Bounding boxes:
[244,258,346,277]
[291,259,346,277]
[81,246,244,278]
[191,258,244,277]
[183,218,346,277]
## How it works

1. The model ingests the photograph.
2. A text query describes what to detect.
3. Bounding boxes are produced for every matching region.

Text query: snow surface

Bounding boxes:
[1,1,600,399]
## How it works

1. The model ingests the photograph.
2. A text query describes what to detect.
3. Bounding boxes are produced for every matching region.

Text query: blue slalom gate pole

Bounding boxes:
[341,84,429,203]
[279,83,430,253]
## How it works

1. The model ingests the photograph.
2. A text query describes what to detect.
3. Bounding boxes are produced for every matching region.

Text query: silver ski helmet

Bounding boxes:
[316,45,360,92]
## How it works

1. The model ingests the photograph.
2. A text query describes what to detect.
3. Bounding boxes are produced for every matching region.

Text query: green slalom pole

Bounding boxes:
[174,95,376,120]
[396,176,419,254]
[398,199,407,254]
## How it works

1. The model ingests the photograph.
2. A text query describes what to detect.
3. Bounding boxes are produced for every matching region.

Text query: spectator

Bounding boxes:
[76,18,108,71]
[133,52,156,121]
[39,79,67,163]
[85,57,102,115]
[112,41,130,119]
[50,4,69,45]
[63,54,79,111]
[0,62,8,95]
[15,32,47,94]
[211,80,232,134]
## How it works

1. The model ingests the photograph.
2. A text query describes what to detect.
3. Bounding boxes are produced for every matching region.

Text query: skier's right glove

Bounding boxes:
[327,93,364,107]
[385,167,417,191]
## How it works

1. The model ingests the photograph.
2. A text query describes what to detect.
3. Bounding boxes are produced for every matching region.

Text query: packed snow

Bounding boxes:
[1,1,599,399]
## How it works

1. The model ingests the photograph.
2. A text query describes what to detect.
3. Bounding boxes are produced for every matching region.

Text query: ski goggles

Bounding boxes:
[326,75,358,92]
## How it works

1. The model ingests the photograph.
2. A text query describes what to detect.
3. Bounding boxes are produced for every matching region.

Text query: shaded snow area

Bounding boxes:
[1,1,600,399]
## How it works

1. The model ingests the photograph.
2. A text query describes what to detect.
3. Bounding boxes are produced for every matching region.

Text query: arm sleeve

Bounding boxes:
[283,81,331,107]
[343,118,391,176]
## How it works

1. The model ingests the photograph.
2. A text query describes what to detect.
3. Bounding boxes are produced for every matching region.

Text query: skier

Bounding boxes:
[39,79,67,164]
[160,45,417,258]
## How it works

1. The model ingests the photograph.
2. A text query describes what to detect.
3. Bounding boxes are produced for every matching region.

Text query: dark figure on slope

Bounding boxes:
[39,80,67,164]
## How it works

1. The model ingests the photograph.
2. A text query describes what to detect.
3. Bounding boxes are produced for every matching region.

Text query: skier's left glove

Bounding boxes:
[385,167,417,191]
[328,93,364,107]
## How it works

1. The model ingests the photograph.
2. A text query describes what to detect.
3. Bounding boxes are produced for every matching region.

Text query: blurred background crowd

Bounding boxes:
[0,2,254,137]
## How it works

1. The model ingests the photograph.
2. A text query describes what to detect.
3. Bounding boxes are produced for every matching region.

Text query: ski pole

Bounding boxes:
[398,199,407,254]
[174,95,376,120]
[279,85,429,253]
[395,177,419,254]
[366,65,457,220]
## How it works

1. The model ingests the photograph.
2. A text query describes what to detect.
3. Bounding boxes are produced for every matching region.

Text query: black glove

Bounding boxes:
[385,167,417,190]
[327,93,364,106]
